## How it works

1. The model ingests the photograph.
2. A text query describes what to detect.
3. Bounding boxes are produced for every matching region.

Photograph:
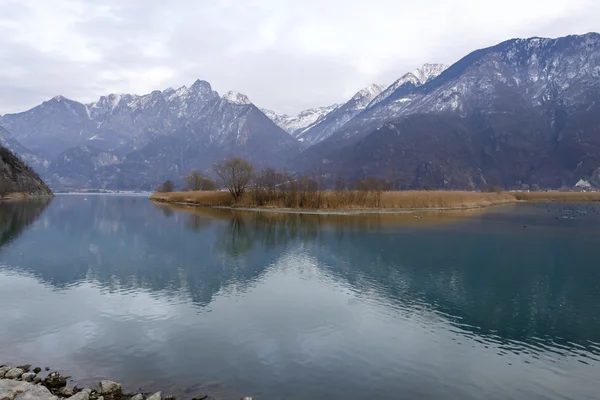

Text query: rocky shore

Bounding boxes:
[0,364,251,400]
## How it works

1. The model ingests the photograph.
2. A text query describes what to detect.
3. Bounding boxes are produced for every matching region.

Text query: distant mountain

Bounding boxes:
[2,33,600,191]
[293,84,385,147]
[0,126,49,171]
[295,33,600,189]
[0,80,299,190]
[1,96,96,158]
[260,104,339,136]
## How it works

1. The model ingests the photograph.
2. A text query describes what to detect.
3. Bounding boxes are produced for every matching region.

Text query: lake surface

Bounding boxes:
[1,195,600,400]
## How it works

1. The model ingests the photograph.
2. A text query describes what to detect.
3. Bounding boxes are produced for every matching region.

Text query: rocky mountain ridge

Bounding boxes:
[0,130,52,196]
[1,33,599,190]
[294,33,600,189]
[1,80,298,190]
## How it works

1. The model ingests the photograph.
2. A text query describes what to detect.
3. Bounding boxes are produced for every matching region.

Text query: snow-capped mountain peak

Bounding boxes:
[365,63,448,110]
[412,63,448,85]
[352,84,386,102]
[222,91,251,105]
[260,104,340,135]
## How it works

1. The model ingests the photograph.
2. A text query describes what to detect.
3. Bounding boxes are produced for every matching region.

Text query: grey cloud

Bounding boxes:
[0,0,598,115]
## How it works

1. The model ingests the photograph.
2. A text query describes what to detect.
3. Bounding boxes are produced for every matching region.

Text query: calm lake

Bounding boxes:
[1,195,599,400]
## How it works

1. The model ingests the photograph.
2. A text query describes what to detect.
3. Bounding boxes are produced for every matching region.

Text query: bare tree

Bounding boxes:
[157,180,175,193]
[213,157,254,201]
[185,171,217,191]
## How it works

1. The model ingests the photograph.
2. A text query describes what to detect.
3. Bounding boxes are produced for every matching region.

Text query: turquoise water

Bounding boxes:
[0,195,599,399]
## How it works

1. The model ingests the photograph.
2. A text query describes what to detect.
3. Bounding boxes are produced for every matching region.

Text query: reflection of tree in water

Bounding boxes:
[160,206,174,218]
[0,197,52,249]
[185,214,212,232]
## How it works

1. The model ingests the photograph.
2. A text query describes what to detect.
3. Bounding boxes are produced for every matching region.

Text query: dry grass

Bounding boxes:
[151,190,517,210]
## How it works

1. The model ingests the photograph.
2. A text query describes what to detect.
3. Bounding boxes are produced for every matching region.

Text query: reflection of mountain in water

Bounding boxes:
[0,197,52,248]
[2,197,600,358]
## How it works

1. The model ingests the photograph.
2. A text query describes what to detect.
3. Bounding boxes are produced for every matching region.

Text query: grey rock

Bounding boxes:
[0,379,58,400]
[43,372,67,388]
[4,368,24,379]
[57,386,74,397]
[33,377,42,384]
[146,391,161,400]
[240,397,253,400]
[129,394,144,400]
[98,380,121,395]
[69,389,92,400]
[0,367,11,378]
[21,372,36,382]
[16,365,31,372]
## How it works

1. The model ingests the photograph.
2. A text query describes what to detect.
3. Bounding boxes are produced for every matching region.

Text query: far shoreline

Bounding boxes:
[150,190,600,215]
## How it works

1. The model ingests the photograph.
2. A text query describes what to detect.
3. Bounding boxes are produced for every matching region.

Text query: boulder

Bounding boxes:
[0,379,58,400]
[43,372,67,388]
[57,386,74,396]
[21,372,36,382]
[16,364,32,372]
[99,380,122,396]
[4,368,24,379]
[147,391,162,400]
[0,367,11,378]
[130,394,144,400]
[69,388,92,400]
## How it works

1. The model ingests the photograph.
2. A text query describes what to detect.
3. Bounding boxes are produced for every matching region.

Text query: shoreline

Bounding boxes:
[0,363,247,400]
[150,190,600,215]
[0,193,54,202]
[151,198,517,215]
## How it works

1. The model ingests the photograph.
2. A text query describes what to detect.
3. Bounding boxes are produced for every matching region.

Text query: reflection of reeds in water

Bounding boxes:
[154,201,491,232]
[152,190,518,209]
[513,192,600,202]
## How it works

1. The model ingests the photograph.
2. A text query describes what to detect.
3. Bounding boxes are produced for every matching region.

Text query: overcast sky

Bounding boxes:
[0,0,598,115]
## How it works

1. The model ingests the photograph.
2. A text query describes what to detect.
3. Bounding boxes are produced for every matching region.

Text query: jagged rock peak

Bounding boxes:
[412,63,448,84]
[222,91,251,105]
[190,79,213,92]
[352,84,386,101]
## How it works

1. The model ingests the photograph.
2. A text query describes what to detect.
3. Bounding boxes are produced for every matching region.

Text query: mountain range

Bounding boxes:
[1,33,599,190]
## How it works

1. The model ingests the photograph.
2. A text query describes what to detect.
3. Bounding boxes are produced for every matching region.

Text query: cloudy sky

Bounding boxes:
[0,0,598,115]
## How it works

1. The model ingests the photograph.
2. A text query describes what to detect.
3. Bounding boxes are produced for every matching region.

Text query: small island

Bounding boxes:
[151,157,600,213]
